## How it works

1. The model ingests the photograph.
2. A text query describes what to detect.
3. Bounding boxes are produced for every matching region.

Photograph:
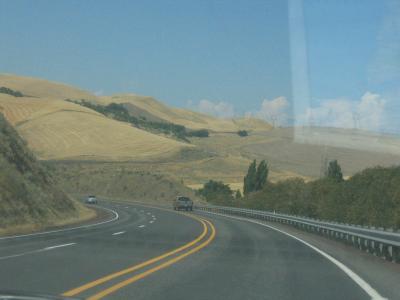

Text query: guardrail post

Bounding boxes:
[392,246,400,263]
[372,241,381,256]
[365,239,371,253]
[359,238,367,251]
[382,243,390,261]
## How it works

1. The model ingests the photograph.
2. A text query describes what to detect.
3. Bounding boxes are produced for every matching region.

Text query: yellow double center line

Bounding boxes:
[62,215,216,299]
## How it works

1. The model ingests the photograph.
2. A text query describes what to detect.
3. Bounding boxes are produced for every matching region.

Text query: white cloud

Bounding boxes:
[302,92,386,132]
[195,99,235,118]
[357,92,386,130]
[94,90,104,96]
[249,96,290,126]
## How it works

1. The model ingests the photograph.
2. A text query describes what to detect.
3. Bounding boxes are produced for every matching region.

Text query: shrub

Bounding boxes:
[237,130,248,137]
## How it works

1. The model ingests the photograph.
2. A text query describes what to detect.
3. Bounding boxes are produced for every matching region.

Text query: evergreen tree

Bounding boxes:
[326,160,343,182]
[244,160,257,195]
[255,160,269,191]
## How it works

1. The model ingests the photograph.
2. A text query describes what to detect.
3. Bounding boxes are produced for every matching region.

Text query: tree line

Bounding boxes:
[0,87,24,97]
[66,99,209,141]
[197,159,400,229]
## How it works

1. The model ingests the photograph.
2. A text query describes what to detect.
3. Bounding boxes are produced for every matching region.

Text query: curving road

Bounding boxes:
[0,201,388,299]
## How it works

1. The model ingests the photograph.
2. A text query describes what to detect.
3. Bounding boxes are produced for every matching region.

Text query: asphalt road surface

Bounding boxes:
[0,201,386,300]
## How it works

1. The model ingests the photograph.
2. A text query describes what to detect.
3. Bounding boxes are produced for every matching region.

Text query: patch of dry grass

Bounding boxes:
[50,161,200,204]
[0,96,189,161]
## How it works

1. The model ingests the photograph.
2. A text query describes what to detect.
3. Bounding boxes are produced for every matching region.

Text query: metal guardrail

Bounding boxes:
[196,205,400,263]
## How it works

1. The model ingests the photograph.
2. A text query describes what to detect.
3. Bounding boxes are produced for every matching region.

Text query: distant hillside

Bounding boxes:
[0,74,95,100]
[97,94,272,132]
[0,113,94,235]
[49,161,201,204]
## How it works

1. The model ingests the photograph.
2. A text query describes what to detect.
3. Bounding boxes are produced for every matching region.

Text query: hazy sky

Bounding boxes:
[1,0,399,133]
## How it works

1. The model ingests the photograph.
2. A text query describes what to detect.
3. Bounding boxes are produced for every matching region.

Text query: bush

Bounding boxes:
[237,130,248,137]
[0,87,24,97]
[197,180,234,205]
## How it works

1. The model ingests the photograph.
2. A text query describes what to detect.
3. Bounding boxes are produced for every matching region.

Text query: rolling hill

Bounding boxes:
[0,76,191,161]
[97,94,272,132]
[0,73,96,100]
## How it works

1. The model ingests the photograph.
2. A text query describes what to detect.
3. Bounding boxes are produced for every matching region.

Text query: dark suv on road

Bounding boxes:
[173,196,193,211]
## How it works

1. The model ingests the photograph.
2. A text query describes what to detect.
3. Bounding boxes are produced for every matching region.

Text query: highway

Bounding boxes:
[0,201,390,300]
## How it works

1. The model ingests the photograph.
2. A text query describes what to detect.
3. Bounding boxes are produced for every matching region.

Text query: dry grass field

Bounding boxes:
[0,94,102,125]
[0,78,190,161]
[17,109,189,160]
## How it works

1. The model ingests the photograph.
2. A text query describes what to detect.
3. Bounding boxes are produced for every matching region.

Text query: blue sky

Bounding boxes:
[0,0,398,133]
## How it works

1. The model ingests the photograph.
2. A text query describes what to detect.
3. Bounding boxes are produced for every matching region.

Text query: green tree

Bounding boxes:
[255,160,269,191]
[235,189,242,199]
[326,160,343,182]
[244,160,257,195]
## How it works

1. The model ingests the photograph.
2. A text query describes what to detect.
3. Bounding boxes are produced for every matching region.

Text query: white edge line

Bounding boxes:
[202,210,387,300]
[138,225,146,228]
[0,206,119,241]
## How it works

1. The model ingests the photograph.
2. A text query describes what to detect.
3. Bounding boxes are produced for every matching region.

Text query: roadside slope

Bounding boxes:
[0,113,94,235]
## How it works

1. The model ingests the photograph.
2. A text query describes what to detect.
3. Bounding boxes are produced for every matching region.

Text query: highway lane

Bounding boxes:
[103,209,373,300]
[0,201,386,300]
[0,202,205,297]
